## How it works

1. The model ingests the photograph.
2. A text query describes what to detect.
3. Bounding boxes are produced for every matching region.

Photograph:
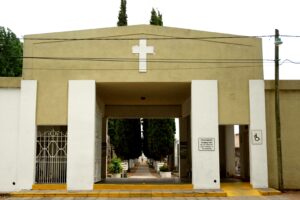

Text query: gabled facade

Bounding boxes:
[0,25,299,192]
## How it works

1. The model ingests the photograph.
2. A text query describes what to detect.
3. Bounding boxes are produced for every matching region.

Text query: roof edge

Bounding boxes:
[24,24,250,38]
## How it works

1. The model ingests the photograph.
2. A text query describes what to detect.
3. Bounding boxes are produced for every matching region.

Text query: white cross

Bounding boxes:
[132,39,154,73]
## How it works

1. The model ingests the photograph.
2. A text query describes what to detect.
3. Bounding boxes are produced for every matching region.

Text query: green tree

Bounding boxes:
[0,27,23,76]
[117,0,128,26]
[108,119,142,161]
[150,8,158,25]
[143,119,175,160]
[157,11,163,26]
[150,8,163,26]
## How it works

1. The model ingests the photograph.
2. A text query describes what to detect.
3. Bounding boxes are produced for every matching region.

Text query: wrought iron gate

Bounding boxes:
[35,126,67,183]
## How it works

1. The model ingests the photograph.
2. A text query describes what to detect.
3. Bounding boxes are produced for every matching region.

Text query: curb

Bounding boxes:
[258,188,281,196]
[9,191,227,198]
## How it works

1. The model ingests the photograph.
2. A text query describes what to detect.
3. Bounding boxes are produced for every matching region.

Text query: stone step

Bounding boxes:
[94,183,193,190]
[32,183,193,190]
[5,183,280,198]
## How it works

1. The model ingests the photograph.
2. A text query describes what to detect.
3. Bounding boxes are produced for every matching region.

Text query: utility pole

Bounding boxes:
[275,29,283,191]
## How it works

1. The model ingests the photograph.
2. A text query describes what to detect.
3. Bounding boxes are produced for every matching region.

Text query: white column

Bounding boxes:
[225,125,235,177]
[67,80,96,190]
[191,80,220,189]
[16,80,37,190]
[0,89,20,192]
[249,80,268,188]
[94,103,102,182]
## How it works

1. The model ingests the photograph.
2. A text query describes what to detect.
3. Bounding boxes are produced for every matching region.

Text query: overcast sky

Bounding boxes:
[1,0,299,79]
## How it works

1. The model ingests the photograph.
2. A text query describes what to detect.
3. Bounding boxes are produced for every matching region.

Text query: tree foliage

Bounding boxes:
[143,119,175,160]
[108,119,142,160]
[0,27,23,77]
[150,8,163,26]
[117,0,128,26]
[108,157,123,174]
[108,118,175,162]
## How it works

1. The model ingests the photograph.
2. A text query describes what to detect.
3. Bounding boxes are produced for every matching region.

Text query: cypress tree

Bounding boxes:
[117,0,128,26]
[157,11,163,26]
[149,8,163,26]
[108,119,142,161]
[150,8,158,25]
[143,119,175,161]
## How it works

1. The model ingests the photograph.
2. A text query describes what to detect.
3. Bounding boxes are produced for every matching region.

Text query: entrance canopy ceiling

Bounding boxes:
[96,82,190,105]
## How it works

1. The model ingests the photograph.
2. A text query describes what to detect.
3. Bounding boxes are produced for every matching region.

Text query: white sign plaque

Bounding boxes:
[251,130,263,145]
[198,138,215,151]
[121,161,128,171]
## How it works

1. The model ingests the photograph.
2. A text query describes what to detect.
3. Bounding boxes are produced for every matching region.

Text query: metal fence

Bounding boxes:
[35,127,67,183]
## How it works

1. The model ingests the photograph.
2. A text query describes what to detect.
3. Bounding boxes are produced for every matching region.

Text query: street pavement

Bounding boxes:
[1,194,299,199]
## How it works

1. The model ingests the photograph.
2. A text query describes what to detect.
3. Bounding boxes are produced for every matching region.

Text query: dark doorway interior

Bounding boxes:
[219,125,250,182]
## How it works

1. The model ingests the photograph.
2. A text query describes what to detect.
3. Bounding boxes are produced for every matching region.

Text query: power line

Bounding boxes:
[11,55,300,71]
[14,56,275,64]
[23,65,263,71]
[20,36,271,41]
[280,59,300,65]
[7,56,300,66]
[18,57,274,71]
[1,34,298,51]
[280,35,300,38]
[0,34,275,42]
[2,34,300,43]
[14,35,300,41]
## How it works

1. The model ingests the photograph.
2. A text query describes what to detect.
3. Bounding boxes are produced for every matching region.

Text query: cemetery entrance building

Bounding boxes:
[1,25,299,192]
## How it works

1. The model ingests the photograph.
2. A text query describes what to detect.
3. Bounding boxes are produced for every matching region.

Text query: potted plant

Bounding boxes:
[108,157,123,178]
[159,164,171,178]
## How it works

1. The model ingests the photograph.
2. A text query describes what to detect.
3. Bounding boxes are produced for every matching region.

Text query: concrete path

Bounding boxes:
[128,162,158,179]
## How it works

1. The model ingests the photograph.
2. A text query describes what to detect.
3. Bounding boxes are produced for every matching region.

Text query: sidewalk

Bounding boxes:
[3,192,300,199]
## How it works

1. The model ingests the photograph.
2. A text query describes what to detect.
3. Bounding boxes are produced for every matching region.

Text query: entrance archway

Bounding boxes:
[96,82,191,184]
[65,80,269,190]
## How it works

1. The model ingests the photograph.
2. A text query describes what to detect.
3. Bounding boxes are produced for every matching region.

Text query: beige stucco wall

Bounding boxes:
[265,80,300,189]
[22,25,263,125]
[0,77,21,88]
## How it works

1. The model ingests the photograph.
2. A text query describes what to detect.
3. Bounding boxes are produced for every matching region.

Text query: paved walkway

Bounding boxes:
[128,162,159,179]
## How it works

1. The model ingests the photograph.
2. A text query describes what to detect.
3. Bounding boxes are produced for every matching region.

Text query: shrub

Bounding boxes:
[159,164,169,172]
[108,157,123,174]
